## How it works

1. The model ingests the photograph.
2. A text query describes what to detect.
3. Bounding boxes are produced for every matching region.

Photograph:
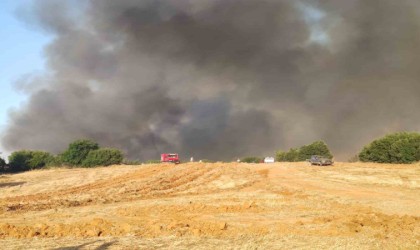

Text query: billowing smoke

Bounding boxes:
[2,0,420,160]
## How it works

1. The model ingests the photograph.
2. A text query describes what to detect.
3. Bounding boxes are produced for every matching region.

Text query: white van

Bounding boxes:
[264,157,275,163]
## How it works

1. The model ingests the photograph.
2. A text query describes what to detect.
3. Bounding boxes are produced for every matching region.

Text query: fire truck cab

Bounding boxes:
[161,153,180,164]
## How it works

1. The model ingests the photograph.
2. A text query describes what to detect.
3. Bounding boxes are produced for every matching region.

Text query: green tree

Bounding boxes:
[276,148,299,162]
[61,139,99,166]
[82,148,123,167]
[276,141,333,162]
[275,151,287,162]
[8,150,54,172]
[298,141,333,161]
[359,132,420,163]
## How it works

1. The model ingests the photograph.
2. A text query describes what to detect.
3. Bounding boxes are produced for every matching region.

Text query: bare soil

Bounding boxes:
[0,162,419,249]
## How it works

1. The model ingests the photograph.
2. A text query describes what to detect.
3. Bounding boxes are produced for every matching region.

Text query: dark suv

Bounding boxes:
[308,155,333,166]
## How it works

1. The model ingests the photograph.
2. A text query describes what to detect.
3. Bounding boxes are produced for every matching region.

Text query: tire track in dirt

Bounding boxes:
[0,165,170,213]
[0,162,419,248]
[1,165,163,201]
[0,164,262,213]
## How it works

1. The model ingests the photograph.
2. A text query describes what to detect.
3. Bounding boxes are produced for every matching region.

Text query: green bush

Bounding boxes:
[276,141,333,162]
[46,155,64,167]
[8,150,54,172]
[145,159,161,164]
[61,139,99,166]
[241,156,262,163]
[359,132,420,164]
[82,148,123,167]
[122,159,142,165]
[276,148,299,162]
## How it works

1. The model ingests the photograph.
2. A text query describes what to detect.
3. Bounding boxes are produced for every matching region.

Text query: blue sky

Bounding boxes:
[0,0,51,155]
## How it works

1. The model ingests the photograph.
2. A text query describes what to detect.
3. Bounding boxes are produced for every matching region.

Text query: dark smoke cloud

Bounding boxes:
[2,0,420,160]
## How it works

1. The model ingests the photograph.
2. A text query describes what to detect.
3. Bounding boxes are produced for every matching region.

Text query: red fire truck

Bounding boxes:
[161,153,180,164]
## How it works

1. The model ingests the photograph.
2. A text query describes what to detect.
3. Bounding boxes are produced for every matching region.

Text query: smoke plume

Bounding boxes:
[2,0,420,160]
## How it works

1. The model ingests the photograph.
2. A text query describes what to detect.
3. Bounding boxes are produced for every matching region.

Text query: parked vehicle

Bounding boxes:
[161,153,181,164]
[264,157,275,163]
[308,155,333,166]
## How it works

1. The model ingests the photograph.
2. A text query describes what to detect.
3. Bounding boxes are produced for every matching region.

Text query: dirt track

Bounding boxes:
[0,162,419,249]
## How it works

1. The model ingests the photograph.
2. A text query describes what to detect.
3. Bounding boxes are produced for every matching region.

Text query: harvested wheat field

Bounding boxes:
[0,162,419,249]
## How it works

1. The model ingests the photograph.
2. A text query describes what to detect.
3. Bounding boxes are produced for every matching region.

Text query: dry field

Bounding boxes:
[0,162,419,249]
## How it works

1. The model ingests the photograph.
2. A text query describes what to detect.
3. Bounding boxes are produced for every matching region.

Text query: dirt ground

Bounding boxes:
[0,162,419,249]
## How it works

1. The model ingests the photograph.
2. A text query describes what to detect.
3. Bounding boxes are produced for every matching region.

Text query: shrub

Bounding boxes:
[61,139,99,166]
[359,132,420,164]
[122,159,142,165]
[8,150,54,172]
[145,160,161,164]
[46,155,64,167]
[82,148,123,167]
[275,152,284,162]
[276,148,299,162]
[348,154,359,163]
[241,156,263,163]
[276,141,333,162]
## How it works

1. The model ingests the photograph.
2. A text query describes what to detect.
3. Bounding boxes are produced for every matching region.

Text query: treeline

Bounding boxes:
[234,141,333,163]
[1,132,418,172]
[273,132,419,164]
[1,139,123,173]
